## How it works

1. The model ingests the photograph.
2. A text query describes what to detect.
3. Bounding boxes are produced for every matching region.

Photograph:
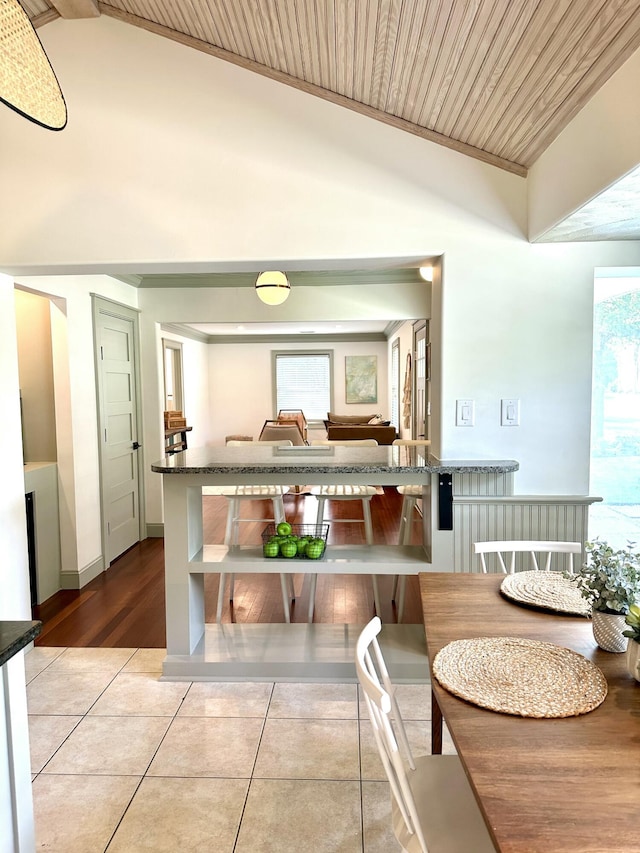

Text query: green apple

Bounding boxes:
[280,540,298,558]
[276,521,292,536]
[296,539,308,556]
[263,541,279,557]
[305,540,325,559]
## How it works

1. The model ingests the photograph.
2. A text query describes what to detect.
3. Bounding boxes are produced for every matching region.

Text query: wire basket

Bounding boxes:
[261,523,329,560]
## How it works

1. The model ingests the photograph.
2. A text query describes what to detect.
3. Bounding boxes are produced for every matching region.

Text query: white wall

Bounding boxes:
[15,289,57,463]
[158,329,213,453]
[528,48,640,241]
[207,338,389,447]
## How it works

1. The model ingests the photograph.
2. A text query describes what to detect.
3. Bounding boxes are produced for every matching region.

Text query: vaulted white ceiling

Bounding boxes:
[23,0,640,241]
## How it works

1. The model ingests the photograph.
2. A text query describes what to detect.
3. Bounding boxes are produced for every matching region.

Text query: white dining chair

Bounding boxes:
[473,540,582,574]
[208,439,296,622]
[391,439,432,623]
[355,616,495,853]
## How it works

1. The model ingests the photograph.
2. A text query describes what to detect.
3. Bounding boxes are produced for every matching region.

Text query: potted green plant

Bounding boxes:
[570,540,640,652]
[623,603,640,680]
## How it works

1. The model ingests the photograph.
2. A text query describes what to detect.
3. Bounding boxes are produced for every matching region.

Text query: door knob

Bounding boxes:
[132,441,141,450]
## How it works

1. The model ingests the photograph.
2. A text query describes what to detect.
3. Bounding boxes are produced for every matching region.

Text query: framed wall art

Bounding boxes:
[345,355,378,404]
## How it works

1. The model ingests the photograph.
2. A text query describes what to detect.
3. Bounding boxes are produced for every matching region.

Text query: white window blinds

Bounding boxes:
[275,352,332,421]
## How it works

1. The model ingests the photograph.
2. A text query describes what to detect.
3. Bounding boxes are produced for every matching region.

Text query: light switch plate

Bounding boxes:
[501,398,520,426]
[456,399,475,426]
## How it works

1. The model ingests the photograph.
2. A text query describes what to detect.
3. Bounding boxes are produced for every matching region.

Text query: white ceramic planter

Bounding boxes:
[626,639,640,681]
[591,610,628,653]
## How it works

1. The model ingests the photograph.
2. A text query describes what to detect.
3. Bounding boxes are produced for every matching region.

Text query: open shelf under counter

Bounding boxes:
[191,543,431,574]
[155,444,519,679]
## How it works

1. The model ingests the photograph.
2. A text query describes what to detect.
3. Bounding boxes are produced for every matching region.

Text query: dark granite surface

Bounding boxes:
[0,621,42,668]
[151,444,519,476]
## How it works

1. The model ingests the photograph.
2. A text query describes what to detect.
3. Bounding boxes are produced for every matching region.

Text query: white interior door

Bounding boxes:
[95,303,142,564]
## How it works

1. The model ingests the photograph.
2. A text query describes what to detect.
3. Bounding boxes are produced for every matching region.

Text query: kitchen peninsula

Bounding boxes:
[152,444,519,680]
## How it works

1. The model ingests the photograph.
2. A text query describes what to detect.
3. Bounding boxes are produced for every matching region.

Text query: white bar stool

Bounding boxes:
[308,439,380,622]
[392,439,431,622]
[209,439,296,622]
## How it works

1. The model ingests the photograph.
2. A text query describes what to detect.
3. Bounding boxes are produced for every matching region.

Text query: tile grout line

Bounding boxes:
[232,681,276,853]
[32,648,139,777]
[104,656,194,851]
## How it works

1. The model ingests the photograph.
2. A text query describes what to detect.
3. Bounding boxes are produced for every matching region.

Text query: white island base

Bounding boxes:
[155,445,526,682]
[161,622,427,682]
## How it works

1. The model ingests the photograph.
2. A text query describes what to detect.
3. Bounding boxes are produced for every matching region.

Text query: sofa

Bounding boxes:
[323,412,397,445]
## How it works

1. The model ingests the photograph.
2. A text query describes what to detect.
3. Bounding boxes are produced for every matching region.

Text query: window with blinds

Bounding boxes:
[390,338,400,430]
[273,351,333,422]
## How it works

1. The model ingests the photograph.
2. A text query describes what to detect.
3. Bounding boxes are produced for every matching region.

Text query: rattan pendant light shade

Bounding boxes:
[0,0,67,130]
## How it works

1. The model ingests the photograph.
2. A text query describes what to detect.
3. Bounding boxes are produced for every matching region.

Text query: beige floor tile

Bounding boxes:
[360,719,430,781]
[122,648,167,672]
[269,682,358,718]
[147,716,263,778]
[28,715,82,773]
[358,682,431,720]
[362,780,401,853]
[178,680,272,717]
[43,716,171,775]
[108,776,248,853]
[24,647,66,683]
[235,778,362,853]
[26,669,116,715]
[254,718,359,780]
[88,672,189,716]
[33,773,139,853]
[48,647,136,673]
[443,723,457,755]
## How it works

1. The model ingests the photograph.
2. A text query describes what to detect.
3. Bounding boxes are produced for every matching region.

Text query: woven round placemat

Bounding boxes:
[500,571,591,617]
[432,637,607,718]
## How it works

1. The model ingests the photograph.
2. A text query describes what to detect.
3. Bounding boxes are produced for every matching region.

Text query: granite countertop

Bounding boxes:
[0,620,42,667]
[151,445,519,476]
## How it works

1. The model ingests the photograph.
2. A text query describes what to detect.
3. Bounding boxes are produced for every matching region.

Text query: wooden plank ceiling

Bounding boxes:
[25,0,640,177]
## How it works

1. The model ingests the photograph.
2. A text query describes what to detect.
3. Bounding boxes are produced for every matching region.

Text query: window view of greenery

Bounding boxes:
[590,278,640,546]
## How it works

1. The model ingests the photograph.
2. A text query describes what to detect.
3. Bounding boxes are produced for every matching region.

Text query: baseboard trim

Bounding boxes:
[60,556,104,590]
[146,523,164,538]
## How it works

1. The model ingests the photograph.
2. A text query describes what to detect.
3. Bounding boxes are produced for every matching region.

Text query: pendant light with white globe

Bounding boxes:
[255,271,291,305]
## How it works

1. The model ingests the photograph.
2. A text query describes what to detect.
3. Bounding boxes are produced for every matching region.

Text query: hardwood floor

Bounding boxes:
[34,487,424,648]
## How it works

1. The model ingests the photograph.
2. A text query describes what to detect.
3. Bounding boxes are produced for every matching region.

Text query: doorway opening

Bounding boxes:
[589,270,640,547]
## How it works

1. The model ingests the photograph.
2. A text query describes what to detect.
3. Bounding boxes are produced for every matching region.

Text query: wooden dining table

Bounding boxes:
[419,572,640,853]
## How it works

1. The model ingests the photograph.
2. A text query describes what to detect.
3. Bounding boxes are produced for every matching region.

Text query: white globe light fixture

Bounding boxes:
[419,265,433,282]
[255,271,291,305]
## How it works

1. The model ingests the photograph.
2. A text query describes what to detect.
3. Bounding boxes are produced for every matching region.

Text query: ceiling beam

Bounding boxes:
[48,0,100,19]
